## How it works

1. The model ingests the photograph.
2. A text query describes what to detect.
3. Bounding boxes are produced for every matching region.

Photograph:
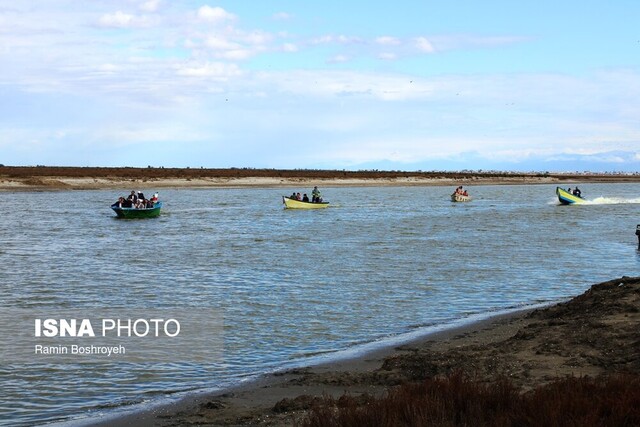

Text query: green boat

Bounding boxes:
[111,201,163,218]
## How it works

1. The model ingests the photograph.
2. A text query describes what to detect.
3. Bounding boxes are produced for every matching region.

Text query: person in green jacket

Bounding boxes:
[311,186,322,203]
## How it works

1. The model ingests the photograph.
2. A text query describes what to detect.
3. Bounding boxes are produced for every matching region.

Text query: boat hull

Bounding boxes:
[112,202,163,218]
[556,187,584,205]
[283,197,329,209]
[451,194,471,202]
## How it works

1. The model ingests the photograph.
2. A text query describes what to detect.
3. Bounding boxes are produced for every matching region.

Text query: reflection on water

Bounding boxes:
[1,183,640,426]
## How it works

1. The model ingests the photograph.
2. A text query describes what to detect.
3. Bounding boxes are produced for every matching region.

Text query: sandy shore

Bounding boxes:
[0,175,561,191]
[2,166,639,191]
[83,276,640,427]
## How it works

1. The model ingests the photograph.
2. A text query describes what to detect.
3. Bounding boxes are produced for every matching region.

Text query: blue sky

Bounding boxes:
[1,1,639,171]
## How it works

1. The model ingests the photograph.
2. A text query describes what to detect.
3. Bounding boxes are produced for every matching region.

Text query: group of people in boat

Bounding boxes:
[289,186,323,203]
[566,187,582,198]
[452,185,469,197]
[112,190,159,209]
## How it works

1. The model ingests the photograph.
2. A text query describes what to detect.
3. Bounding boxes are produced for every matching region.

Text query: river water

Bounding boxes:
[1,183,639,426]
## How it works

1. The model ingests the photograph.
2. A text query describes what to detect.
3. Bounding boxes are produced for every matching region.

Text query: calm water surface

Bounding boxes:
[1,183,640,426]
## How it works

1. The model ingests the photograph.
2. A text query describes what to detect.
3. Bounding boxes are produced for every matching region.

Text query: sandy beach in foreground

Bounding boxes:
[84,276,640,427]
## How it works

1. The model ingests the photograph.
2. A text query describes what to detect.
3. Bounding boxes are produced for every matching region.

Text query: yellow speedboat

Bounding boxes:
[556,187,585,205]
[282,196,329,209]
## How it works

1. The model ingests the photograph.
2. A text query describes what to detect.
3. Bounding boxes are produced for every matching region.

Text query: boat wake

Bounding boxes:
[583,196,640,205]
[549,196,640,206]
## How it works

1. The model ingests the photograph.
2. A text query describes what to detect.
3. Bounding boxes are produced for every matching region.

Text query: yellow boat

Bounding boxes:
[556,187,585,205]
[282,196,329,209]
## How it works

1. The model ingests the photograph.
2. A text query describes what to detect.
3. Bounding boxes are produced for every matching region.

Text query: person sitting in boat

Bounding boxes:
[137,191,145,200]
[145,199,155,208]
[289,192,297,200]
[462,190,468,196]
[296,192,302,200]
[150,193,159,203]
[112,197,126,208]
[302,193,310,202]
[311,186,321,202]
[127,190,138,203]
[573,187,582,197]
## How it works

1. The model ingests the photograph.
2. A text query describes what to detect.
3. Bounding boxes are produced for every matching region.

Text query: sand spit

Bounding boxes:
[1,166,638,191]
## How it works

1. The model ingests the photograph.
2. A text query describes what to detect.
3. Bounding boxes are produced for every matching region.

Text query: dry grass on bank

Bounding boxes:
[300,372,640,427]
[0,166,546,180]
[0,165,636,182]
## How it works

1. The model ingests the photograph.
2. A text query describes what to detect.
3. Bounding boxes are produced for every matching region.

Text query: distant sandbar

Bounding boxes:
[1,166,638,191]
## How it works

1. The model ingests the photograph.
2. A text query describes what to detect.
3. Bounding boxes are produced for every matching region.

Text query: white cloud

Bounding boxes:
[97,10,156,28]
[311,35,333,44]
[378,52,397,61]
[205,36,240,51]
[282,43,298,52]
[327,54,350,64]
[220,49,253,60]
[265,70,436,102]
[197,6,235,24]
[312,35,362,45]
[194,27,273,60]
[95,63,121,74]
[139,0,161,12]
[98,11,135,28]
[241,31,273,46]
[175,62,242,79]
[301,33,526,62]
[201,34,263,60]
[415,37,436,53]
[375,36,400,46]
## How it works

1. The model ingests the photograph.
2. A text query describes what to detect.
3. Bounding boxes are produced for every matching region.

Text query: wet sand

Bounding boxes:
[87,276,640,427]
[1,166,639,191]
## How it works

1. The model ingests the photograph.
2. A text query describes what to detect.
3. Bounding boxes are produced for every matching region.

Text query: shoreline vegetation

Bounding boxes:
[2,166,640,191]
[94,276,640,427]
